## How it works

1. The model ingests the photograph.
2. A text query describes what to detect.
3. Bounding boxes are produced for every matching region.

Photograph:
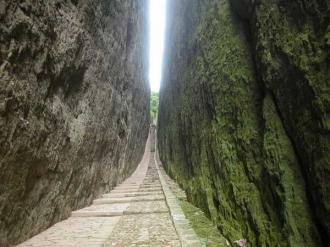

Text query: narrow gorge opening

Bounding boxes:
[149,0,166,93]
[1,1,329,247]
[148,0,165,124]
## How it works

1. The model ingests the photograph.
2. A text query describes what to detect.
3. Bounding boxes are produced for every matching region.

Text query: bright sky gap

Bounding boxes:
[149,0,166,92]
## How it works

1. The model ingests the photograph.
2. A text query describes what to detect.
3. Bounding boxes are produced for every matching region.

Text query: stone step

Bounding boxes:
[139,187,162,190]
[103,191,163,198]
[71,203,130,217]
[140,182,161,185]
[114,184,161,190]
[93,198,133,204]
[122,179,143,183]
[72,211,123,217]
[141,181,161,184]
[114,185,141,190]
[140,184,162,188]
[124,210,168,215]
[111,188,162,193]
[112,188,139,193]
[72,210,169,217]
[93,196,165,205]
[121,181,142,185]
[16,216,121,247]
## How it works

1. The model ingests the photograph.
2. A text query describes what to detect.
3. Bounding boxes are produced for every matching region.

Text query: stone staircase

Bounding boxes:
[16,131,200,247]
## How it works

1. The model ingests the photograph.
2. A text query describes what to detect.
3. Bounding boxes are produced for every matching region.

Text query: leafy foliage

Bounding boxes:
[150,92,159,119]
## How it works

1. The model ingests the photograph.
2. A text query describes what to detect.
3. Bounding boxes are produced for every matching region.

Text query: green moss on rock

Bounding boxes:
[158,0,329,246]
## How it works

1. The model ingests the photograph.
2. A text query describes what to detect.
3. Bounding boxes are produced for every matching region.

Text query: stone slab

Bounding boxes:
[103,191,163,198]
[103,213,181,247]
[16,217,121,247]
[71,203,130,217]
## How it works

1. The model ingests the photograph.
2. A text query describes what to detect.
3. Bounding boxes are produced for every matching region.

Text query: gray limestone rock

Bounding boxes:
[0,0,149,245]
[233,239,247,247]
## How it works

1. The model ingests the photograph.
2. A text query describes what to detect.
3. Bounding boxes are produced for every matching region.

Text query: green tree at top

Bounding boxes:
[150,92,159,119]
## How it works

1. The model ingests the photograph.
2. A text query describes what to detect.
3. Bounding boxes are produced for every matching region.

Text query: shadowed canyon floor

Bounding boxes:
[16,130,200,247]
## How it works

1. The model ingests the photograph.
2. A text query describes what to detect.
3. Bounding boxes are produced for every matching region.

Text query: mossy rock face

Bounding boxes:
[250,1,330,239]
[158,0,329,246]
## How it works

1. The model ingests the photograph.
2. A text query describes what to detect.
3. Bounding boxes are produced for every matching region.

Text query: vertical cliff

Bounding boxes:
[0,0,149,245]
[158,0,330,246]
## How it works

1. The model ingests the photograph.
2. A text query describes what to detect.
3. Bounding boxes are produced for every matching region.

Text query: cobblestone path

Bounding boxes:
[17,130,200,247]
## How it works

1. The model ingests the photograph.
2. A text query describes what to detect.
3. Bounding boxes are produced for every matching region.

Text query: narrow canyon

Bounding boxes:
[0,0,329,246]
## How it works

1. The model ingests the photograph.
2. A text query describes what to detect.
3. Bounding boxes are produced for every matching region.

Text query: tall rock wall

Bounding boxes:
[158,0,330,246]
[0,0,149,245]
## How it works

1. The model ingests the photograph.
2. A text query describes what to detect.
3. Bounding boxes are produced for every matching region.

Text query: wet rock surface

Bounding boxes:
[0,0,149,245]
[158,0,330,246]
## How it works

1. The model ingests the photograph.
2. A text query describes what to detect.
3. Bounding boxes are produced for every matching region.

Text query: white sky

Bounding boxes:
[149,0,166,92]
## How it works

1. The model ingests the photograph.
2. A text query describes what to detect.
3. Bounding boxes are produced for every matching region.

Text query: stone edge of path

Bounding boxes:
[153,136,201,247]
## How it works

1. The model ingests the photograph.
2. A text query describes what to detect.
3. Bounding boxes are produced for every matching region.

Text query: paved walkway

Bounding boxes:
[17,130,200,247]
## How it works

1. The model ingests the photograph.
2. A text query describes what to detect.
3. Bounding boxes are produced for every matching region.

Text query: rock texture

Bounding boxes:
[158,0,330,246]
[0,0,149,245]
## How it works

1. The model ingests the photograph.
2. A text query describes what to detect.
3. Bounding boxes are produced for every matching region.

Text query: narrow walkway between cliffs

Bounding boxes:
[16,128,200,247]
